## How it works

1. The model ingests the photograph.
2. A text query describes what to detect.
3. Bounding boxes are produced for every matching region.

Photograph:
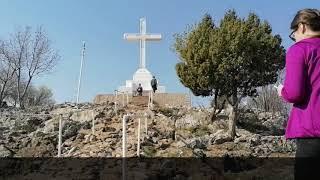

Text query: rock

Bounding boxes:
[213,134,232,145]
[81,121,91,130]
[148,130,159,137]
[262,117,286,135]
[158,139,170,150]
[145,110,155,119]
[0,145,14,157]
[234,136,247,144]
[8,130,27,137]
[238,111,286,136]
[102,126,117,132]
[76,133,85,140]
[187,138,207,149]
[104,109,116,119]
[70,110,95,123]
[26,117,43,126]
[68,147,77,155]
[249,135,261,146]
[13,116,44,133]
[95,111,105,119]
[89,134,97,142]
[176,141,186,148]
[97,151,112,157]
[213,129,224,137]
[97,152,107,157]
[17,134,57,157]
[89,151,95,156]
[42,118,58,133]
[175,114,199,129]
[51,107,74,116]
[106,151,112,157]
[62,121,82,140]
[20,137,32,148]
[193,148,206,158]
[152,137,159,144]
[84,134,91,143]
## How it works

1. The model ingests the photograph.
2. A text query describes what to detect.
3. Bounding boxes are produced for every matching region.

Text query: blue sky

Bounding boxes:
[0,0,318,105]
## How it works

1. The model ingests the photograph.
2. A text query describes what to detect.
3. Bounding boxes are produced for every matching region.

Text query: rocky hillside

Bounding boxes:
[0,102,296,179]
[0,102,296,158]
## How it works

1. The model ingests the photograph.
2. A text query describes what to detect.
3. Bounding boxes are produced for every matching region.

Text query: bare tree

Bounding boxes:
[8,26,60,108]
[247,84,292,117]
[0,40,17,106]
[25,85,55,107]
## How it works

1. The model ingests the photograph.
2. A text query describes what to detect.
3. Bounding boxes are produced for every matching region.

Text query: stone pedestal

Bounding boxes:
[118,68,165,94]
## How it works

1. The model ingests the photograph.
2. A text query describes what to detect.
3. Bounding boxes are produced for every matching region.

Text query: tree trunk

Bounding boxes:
[210,92,226,122]
[0,81,7,107]
[16,68,21,108]
[227,92,238,139]
[19,77,33,109]
[227,103,237,139]
[210,113,217,122]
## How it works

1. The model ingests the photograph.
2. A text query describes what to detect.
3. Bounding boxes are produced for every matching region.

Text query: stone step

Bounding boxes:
[131,96,149,107]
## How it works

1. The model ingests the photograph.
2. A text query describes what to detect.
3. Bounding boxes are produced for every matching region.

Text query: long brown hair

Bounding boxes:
[291,9,320,31]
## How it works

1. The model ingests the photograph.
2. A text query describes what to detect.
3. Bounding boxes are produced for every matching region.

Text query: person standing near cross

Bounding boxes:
[151,76,158,93]
[136,83,143,96]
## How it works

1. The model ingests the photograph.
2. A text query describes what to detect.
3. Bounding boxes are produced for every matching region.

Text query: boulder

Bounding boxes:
[0,144,14,157]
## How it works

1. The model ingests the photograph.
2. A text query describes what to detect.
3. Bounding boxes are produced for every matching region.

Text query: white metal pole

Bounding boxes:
[76,41,86,104]
[122,93,125,107]
[115,90,118,100]
[137,118,141,157]
[92,111,95,135]
[145,117,148,136]
[148,92,150,110]
[115,90,118,115]
[151,91,153,108]
[115,102,118,115]
[126,92,129,105]
[58,114,62,157]
[122,115,128,158]
[189,90,192,107]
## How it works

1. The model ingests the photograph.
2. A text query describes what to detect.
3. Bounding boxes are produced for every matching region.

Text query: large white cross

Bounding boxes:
[124,17,162,69]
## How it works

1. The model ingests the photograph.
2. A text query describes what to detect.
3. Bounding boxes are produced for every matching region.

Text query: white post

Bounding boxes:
[122,115,128,158]
[137,118,141,157]
[58,114,62,157]
[92,111,95,135]
[122,92,125,107]
[148,91,151,110]
[114,102,118,115]
[189,90,192,107]
[148,91,153,109]
[151,91,153,108]
[115,90,118,115]
[126,92,129,105]
[115,90,118,100]
[122,113,127,180]
[145,117,148,136]
[76,41,86,104]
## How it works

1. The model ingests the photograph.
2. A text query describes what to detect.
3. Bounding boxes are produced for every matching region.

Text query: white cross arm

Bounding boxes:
[124,33,162,41]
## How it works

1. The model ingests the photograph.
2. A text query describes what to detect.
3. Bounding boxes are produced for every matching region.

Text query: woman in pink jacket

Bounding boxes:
[278,8,320,179]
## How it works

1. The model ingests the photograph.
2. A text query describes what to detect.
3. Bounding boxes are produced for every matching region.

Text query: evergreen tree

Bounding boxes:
[173,10,285,139]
